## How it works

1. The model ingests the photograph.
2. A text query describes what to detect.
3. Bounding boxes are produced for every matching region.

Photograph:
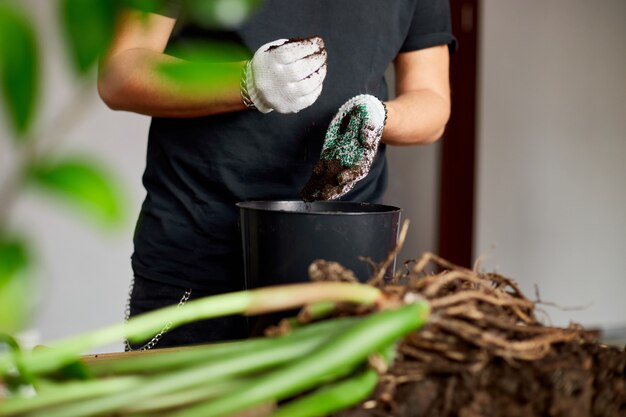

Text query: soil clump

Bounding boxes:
[300,159,345,201]
[303,252,626,417]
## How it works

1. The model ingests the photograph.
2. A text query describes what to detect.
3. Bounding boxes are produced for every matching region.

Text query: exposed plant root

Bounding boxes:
[308,260,359,283]
[367,219,410,286]
[270,229,625,417]
[302,242,625,417]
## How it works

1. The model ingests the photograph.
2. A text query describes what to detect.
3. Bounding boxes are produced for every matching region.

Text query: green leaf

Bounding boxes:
[0,5,39,137]
[120,0,167,15]
[168,41,252,62]
[158,61,241,94]
[0,333,21,353]
[159,41,250,93]
[55,360,93,381]
[60,0,116,73]
[185,0,264,29]
[0,239,33,334]
[0,240,28,291]
[27,157,124,226]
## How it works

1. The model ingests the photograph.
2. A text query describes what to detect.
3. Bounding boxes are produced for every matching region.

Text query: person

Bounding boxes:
[98,0,456,349]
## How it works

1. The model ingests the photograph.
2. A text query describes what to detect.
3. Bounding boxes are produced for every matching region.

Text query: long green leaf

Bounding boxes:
[173,302,430,417]
[0,282,380,377]
[27,157,124,226]
[86,316,360,377]
[0,5,39,137]
[60,0,116,73]
[270,344,396,417]
[0,376,143,416]
[0,239,34,333]
[269,368,378,417]
[26,321,351,417]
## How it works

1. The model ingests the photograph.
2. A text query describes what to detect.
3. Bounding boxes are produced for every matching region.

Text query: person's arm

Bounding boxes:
[98,10,328,118]
[97,9,246,118]
[382,44,451,145]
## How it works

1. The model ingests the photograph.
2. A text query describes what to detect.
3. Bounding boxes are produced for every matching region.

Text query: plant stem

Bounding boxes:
[270,343,396,417]
[0,376,142,415]
[86,316,360,376]
[27,314,361,417]
[0,282,381,377]
[119,378,246,414]
[0,149,31,232]
[172,301,430,417]
[269,367,378,417]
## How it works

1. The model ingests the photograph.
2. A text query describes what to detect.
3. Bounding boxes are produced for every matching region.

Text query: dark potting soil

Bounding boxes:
[265,36,325,52]
[300,159,368,201]
[333,341,626,417]
[300,159,345,201]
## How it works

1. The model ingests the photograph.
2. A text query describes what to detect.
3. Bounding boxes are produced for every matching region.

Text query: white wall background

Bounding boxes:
[475,0,626,329]
[2,0,624,352]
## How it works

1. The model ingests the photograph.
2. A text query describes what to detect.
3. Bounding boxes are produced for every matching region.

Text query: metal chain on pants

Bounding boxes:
[124,278,192,352]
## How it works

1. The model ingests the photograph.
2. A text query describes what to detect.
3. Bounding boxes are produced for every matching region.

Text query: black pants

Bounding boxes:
[127,276,248,350]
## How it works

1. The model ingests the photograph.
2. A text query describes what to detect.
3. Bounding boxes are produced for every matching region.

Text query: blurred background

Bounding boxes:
[2,0,625,352]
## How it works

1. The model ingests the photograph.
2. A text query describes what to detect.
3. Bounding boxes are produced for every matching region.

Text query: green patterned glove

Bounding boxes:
[301,94,387,201]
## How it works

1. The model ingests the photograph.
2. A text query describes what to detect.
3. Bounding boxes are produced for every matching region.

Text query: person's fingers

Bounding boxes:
[361,127,382,149]
[270,36,325,64]
[258,38,289,53]
[335,182,356,198]
[272,81,323,113]
[338,166,370,188]
[294,83,324,111]
[363,99,386,126]
[335,96,361,119]
[289,63,327,96]
[283,49,327,80]
[337,170,358,185]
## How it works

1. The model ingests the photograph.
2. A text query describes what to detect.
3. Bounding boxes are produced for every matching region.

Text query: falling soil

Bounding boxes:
[293,249,626,417]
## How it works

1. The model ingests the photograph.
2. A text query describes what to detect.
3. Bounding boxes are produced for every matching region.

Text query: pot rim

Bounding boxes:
[236,200,402,215]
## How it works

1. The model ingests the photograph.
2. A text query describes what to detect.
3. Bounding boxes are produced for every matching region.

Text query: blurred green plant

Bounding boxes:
[0,0,263,336]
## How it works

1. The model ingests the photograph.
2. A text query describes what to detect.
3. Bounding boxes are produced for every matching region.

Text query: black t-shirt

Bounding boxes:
[132,0,456,291]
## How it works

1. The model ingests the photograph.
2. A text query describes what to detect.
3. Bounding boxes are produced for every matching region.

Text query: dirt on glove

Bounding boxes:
[299,252,626,417]
[265,36,324,52]
[300,103,372,202]
[300,159,344,201]
[300,159,368,202]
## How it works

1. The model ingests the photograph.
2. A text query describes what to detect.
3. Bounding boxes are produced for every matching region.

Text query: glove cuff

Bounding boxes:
[245,60,273,114]
[240,61,257,110]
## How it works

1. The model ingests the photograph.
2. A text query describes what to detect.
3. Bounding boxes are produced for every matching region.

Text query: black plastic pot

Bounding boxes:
[237,201,402,288]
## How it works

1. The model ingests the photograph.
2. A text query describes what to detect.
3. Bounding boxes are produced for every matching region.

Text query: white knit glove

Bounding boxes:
[244,37,327,114]
[301,94,387,201]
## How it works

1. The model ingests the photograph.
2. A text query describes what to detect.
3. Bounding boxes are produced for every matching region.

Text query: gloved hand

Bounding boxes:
[300,94,387,201]
[244,37,327,114]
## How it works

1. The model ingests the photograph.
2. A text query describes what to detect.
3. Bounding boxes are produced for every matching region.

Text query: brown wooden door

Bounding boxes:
[437,0,479,267]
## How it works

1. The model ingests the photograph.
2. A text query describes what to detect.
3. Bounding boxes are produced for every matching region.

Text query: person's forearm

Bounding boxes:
[382,89,451,146]
[98,48,247,118]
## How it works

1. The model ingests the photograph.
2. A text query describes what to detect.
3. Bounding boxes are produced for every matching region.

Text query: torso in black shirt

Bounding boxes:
[132,0,455,291]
